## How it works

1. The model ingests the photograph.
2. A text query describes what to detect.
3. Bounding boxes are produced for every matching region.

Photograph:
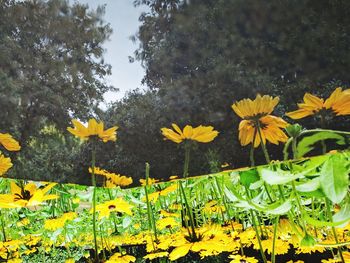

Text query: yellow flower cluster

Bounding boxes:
[88,167,133,187]
[44,212,77,231]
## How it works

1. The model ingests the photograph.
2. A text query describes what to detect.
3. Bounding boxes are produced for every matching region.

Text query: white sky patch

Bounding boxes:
[77,0,147,105]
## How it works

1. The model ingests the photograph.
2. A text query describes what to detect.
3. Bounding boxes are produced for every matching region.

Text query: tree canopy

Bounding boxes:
[98,0,350,180]
[0,0,113,182]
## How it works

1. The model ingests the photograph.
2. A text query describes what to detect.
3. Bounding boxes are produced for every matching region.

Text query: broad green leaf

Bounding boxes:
[122,216,132,228]
[333,202,350,228]
[223,187,239,202]
[300,233,316,246]
[304,212,350,227]
[260,168,303,185]
[320,155,349,203]
[266,200,292,215]
[297,132,345,158]
[298,189,325,198]
[295,178,320,192]
[239,169,260,188]
[249,180,263,190]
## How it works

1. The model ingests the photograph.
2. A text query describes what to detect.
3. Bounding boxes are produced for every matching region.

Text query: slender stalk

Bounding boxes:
[250,210,267,263]
[91,145,99,262]
[283,138,293,160]
[179,181,197,240]
[271,215,280,263]
[256,125,270,163]
[144,163,158,244]
[183,143,190,178]
[249,128,258,166]
[0,211,6,242]
[325,198,345,263]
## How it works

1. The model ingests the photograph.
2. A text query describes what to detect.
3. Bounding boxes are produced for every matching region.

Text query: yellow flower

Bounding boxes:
[232,94,288,148]
[67,118,117,142]
[140,177,159,186]
[0,182,58,208]
[143,251,168,260]
[156,217,180,230]
[0,133,20,151]
[0,154,13,176]
[287,87,350,119]
[16,218,30,227]
[44,212,77,231]
[228,254,259,263]
[65,259,75,263]
[161,124,218,144]
[88,167,133,187]
[106,252,136,263]
[94,198,133,219]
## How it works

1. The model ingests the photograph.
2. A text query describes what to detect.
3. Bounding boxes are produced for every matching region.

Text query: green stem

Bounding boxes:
[271,215,280,263]
[91,146,99,262]
[179,181,197,240]
[257,124,271,163]
[183,143,190,178]
[325,198,345,263]
[0,211,6,242]
[283,138,293,160]
[250,210,267,263]
[145,163,158,244]
[291,182,307,232]
[249,128,258,166]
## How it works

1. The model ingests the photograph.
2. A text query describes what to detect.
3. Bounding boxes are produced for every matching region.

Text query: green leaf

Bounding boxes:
[239,169,260,188]
[319,155,349,203]
[260,168,303,185]
[297,132,345,158]
[333,202,350,228]
[223,187,240,202]
[304,212,350,227]
[300,233,316,247]
[266,200,292,215]
[295,178,320,192]
[249,180,263,190]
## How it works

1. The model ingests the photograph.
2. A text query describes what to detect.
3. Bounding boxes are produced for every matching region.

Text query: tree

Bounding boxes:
[104,0,350,179]
[0,0,114,180]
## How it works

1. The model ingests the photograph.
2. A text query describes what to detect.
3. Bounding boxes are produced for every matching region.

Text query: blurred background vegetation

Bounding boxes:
[1,0,349,185]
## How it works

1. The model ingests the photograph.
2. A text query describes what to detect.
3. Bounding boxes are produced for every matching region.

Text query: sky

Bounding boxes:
[77,0,147,104]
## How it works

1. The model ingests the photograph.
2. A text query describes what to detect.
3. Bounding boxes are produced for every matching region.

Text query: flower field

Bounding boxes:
[0,89,349,262]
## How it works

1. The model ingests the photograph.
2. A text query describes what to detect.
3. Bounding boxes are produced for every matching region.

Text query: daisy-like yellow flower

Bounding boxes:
[0,133,20,151]
[88,167,133,187]
[44,212,77,231]
[0,153,13,176]
[143,251,169,260]
[0,182,58,208]
[140,177,159,186]
[232,94,288,148]
[67,118,117,142]
[161,124,218,144]
[94,198,133,219]
[228,254,259,263]
[105,252,136,263]
[287,87,350,119]
[156,217,180,230]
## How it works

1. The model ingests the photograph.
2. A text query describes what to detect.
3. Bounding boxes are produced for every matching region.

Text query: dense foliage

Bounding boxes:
[98,0,350,180]
[0,0,113,182]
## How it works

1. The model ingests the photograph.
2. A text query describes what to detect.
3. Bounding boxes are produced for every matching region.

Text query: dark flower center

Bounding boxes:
[14,189,32,201]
